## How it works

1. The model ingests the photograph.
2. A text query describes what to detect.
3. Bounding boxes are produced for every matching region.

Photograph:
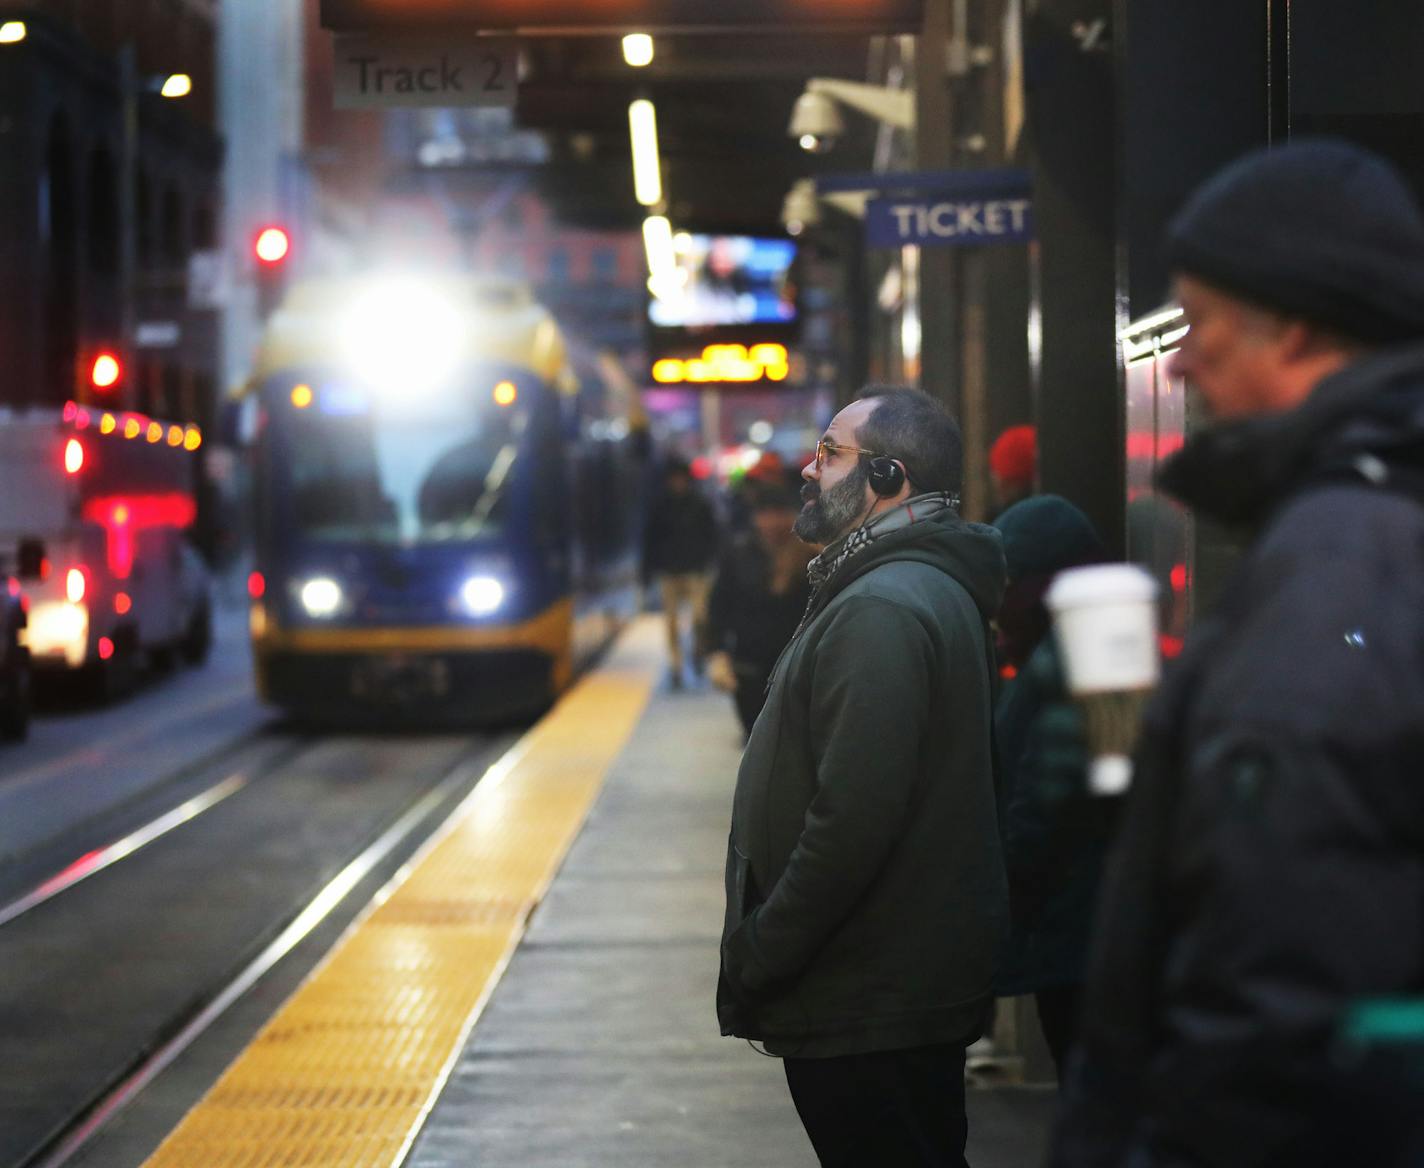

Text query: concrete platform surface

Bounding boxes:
[407,640,1056,1167]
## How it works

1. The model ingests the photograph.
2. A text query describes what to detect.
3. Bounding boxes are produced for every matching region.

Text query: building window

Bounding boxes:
[592,247,618,281]
[193,196,217,250]
[547,247,571,282]
[161,184,186,268]
[136,170,152,268]
[87,147,119,276]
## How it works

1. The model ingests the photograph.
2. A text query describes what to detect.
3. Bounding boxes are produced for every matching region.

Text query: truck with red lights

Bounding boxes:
[0,403,213,697]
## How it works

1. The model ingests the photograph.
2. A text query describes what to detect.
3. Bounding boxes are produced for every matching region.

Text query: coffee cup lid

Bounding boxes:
[1046,563,1158,611]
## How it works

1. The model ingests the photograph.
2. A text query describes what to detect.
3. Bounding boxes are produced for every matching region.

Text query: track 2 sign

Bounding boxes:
[333,36,516,108]
[320,0,925,34]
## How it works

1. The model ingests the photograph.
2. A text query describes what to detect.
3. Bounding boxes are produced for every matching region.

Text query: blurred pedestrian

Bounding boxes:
[641,457,719,689]
[988,424,1037,519]
[704,480,813,736]
[719,387,1008,1168]
[1052,139,1424,1168]
[722,450,789,534]
[989,495,1113,1076]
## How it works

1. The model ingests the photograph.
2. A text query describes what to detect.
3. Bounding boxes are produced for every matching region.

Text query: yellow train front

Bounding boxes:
[244,275,644,725]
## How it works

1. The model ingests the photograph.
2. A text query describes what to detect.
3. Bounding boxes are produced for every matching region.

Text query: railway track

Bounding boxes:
[0,727,513,1168]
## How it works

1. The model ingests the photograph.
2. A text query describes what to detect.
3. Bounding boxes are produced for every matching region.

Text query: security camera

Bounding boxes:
[789,90,844,154]
[781,180,821,236]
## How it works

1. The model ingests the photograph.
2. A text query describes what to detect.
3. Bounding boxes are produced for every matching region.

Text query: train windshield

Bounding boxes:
[275,376,533,545]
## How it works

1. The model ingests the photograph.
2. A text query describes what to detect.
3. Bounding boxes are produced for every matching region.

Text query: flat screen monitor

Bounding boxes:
[648,234,798,330]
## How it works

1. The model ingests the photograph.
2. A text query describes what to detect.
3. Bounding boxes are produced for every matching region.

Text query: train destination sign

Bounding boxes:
[333,35,516,108]
[866,195,1035,248]
[651,343,791,386]
[321,0,925,34]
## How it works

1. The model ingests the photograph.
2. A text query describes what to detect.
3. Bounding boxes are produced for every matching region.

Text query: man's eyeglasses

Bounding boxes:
[814,438,889,470]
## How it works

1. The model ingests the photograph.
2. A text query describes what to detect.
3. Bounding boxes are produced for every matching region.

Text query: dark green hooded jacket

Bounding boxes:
[718,504,1009,1057]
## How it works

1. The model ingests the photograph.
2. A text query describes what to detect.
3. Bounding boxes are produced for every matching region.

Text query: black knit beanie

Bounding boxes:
[1165,138,1424,343]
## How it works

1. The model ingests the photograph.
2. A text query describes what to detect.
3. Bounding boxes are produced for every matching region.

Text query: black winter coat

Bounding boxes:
[718,504,1009,1058]
[993,639,1117,998]
[705,533,811,673]
[641,488,719,578]
[1052,346,1424,1168]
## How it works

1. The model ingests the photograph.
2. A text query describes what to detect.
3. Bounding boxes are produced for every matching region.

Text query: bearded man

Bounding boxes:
[718,386,1009,1167]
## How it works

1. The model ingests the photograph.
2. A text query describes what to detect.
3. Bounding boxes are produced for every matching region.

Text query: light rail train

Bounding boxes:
[242,275,645,724]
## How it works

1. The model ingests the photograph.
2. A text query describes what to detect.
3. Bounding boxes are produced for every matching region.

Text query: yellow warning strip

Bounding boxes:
[143,619,659,1168]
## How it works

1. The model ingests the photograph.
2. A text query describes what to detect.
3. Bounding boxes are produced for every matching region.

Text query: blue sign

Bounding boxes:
[816,168,1032,196]
[867,194,1034,248]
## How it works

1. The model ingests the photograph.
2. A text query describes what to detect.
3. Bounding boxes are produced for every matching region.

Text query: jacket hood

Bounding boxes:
[991,494,1105,582]
[1158,342,1424,527]
[822,506,1007,620]
[991,495,1105,669]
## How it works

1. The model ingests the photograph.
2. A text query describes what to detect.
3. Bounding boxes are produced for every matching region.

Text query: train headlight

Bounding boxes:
[459,575,505,617]
[299,576,345,619]
[342,281,464,396]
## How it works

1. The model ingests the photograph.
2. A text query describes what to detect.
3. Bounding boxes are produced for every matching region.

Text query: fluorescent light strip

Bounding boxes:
[1118,305,1185,342]
[629,99,663,208]
[642,214,675,280]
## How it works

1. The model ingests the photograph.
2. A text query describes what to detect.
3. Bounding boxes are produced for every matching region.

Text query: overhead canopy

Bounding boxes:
[320,0,925,34]
[506,34,884,234]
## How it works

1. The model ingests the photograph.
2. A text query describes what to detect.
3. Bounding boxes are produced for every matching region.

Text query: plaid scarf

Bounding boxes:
[766,491,964,691]
[805,491,961,589]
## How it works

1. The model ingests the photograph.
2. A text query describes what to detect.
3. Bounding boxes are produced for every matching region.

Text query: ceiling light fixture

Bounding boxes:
[622,33,654,67]
[628,99,663,208]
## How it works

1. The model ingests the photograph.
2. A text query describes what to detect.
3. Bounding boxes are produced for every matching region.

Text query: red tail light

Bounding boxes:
[248,571,266,600]
[90,352,123,391]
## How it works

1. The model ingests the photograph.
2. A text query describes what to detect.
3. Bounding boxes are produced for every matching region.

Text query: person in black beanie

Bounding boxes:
[1051,138,1424,1167]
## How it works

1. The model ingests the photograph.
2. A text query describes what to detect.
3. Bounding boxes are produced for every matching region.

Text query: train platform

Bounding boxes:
[134,617,1057,1167]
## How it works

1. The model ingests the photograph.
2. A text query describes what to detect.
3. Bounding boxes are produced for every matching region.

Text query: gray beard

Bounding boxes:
[794,463,869,544]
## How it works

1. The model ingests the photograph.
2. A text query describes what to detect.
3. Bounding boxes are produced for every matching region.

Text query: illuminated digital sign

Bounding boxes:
[652,344,790,386]
[320,0,924,33]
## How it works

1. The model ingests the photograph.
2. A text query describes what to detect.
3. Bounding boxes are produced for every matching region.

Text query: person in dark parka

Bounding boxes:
[704,481,813,736]
[719,387,1008,1168]
[990,495,1114,1075]
[1051,140,1424,1168]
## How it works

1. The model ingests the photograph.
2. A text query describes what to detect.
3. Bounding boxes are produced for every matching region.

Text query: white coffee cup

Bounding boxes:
[1046,564,1161,795]
[1046,564,1160,694]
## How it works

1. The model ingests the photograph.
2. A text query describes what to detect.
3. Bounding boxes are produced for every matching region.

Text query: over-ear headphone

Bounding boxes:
[867,456,906,498]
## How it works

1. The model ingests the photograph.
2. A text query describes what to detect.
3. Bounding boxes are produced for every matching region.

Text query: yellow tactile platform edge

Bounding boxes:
[143,619,660,1168]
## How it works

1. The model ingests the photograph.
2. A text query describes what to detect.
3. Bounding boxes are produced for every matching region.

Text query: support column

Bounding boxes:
[915,0,962,435]
[1024,0,1122,554]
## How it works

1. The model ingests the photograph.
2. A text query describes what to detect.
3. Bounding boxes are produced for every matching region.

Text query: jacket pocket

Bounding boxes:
[732,840,758,918]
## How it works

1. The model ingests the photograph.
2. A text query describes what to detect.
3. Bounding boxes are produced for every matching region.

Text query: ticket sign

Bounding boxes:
[321,0,924,33]
[866,195,1035,248]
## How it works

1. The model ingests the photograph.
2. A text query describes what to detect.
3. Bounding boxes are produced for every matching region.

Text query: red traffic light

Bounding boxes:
[90,352,123,390]
[254,226,291,266]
